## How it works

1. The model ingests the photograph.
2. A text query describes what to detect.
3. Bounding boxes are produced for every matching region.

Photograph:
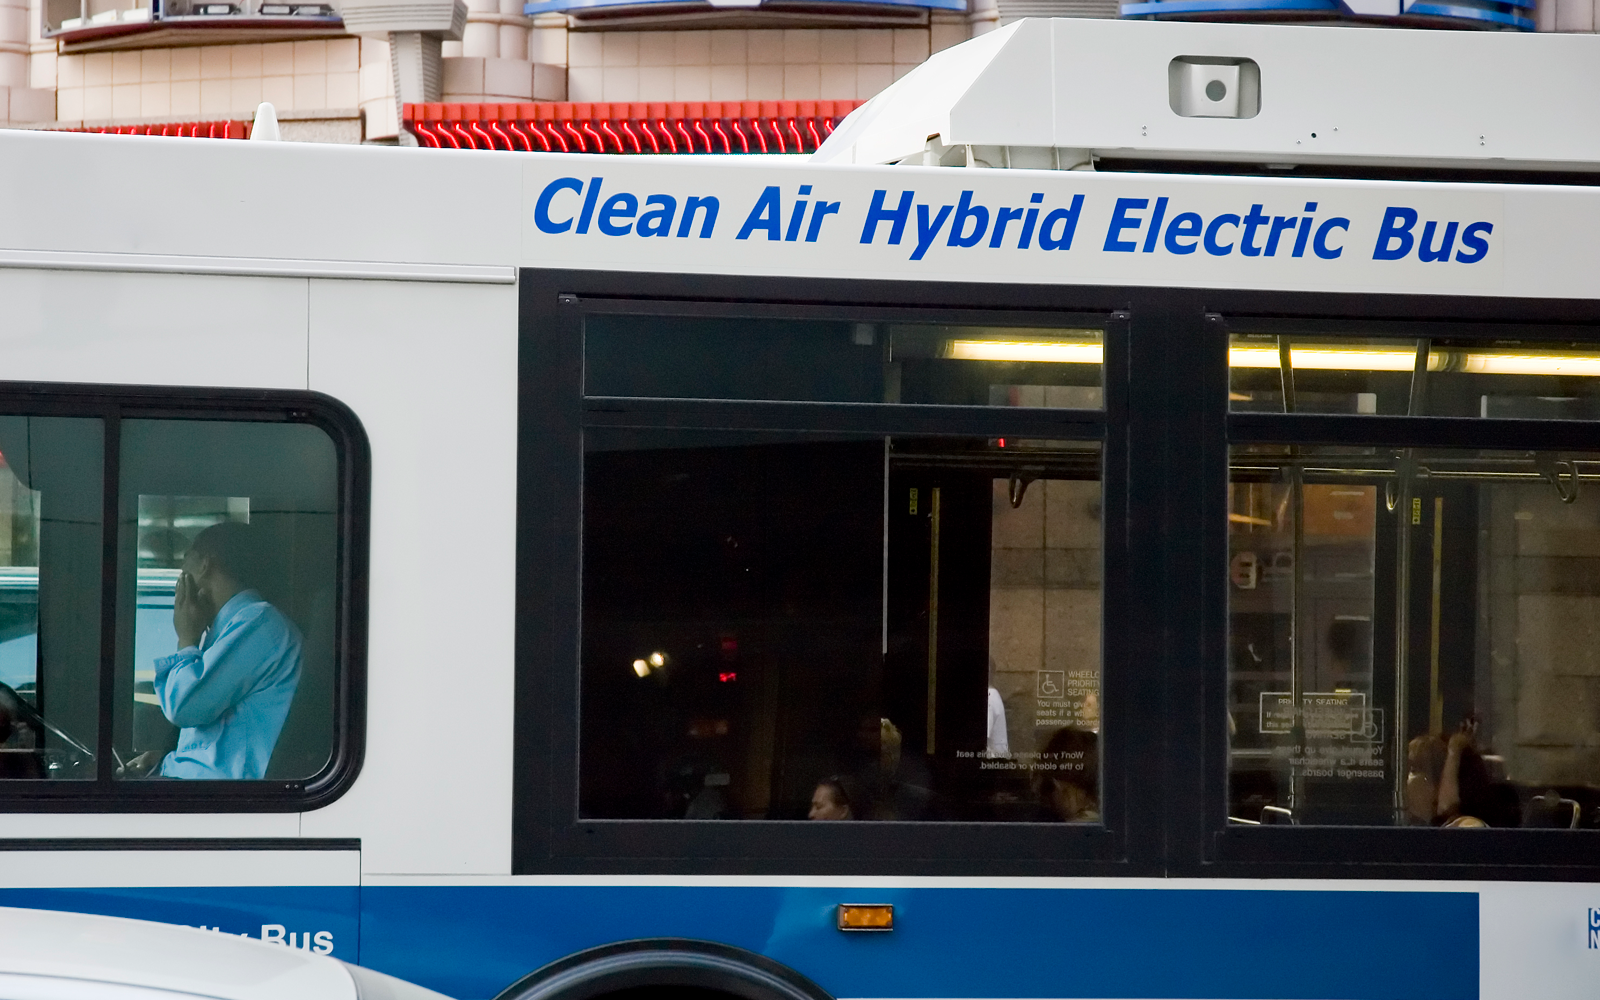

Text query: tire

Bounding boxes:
[492,939,832,1000]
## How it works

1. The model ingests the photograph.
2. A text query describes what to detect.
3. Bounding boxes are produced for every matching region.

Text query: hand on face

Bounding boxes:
[1404,769,1437,823]
[173,567,214,650]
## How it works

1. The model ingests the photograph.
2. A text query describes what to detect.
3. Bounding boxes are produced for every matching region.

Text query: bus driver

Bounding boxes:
[126,522,303,780]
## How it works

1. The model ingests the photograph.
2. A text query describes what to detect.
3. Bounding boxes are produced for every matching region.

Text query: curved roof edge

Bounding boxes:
[810,21,1021,167]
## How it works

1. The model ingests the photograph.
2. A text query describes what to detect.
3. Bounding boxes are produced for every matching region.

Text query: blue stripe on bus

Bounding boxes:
[0,884,1477,1000]
[360,885,1476,1000]
[0,886,360,960]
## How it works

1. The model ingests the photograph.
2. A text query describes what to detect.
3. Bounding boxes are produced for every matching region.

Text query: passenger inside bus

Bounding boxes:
[846,716,934,821]
[1038,727,1099,822]
[1404,728,1520,829]
[808,777,858,820]
[124,522,302,780]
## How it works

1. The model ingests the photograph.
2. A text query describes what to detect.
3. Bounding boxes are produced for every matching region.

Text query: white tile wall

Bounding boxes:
[0,0,27,89]
[1554,0,1596,29]
[603,65,638,100]
[55,84,81,119]
[357,34,396,139]
[565,26,942,102]
[674,63,710,100]
[567,31,602,67]
[818,28,855,62]
[710,63,743,99]
[930,20,966,51]
[53,36,377,127]
[782,28,819,62]
[111,49,139,84]
[675,29,711,64]
[30,48,59,92]
[892,27,929,61]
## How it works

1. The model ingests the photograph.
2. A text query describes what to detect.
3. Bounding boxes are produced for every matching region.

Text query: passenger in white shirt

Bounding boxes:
[986,686,1010,758]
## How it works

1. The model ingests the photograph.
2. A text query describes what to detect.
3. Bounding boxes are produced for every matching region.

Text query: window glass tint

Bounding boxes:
[580,429,1102,822]
[1231,333,1600,418]
[1229,443,1600,828]
[0,417,103,779]
[115,421,338,781]
[585,315,1104,408]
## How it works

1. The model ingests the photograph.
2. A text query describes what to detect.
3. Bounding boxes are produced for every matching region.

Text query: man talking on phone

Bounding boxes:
[130,521,302,779]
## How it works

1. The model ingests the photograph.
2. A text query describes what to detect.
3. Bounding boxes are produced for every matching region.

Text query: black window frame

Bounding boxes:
[514,268,1154,876]
[1204,309,1600,880]
[517,269,1600,881]
[0,382,370,812]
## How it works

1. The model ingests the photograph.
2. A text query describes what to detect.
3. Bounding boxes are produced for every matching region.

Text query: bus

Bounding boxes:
[0,14,1597,1000]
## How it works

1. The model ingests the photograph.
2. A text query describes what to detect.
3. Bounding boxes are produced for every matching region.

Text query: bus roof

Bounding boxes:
[813,18,1600,177]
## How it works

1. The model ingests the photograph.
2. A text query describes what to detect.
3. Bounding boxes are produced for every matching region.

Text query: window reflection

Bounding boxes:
[584,315,1104,408]
[580,430,1103,822]
[1228,445,1600,828]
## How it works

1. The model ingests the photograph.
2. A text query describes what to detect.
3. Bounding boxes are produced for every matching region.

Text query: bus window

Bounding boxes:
[114,421,339,782]
[585,315,1104,408]
[1231,333,1600,419]
[579,429,1102,822]
[0,417,102,780]
[1228,443,1600,829]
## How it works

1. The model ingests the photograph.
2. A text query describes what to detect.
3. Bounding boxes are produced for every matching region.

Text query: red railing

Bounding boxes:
[403,100,863,154]
[57,120,252,138]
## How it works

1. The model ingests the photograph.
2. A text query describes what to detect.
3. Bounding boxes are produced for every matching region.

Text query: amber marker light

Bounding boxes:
[837,904,894,931]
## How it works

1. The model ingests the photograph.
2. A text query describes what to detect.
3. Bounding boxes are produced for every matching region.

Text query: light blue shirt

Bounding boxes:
[155,589,302,780]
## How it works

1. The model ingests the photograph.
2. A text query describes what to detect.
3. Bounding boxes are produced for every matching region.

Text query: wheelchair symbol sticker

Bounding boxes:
[1037,671,1065,698]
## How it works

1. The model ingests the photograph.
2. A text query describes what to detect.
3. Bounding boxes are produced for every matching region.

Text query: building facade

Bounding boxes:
[0,0,1033,140]
[0,0,1590,141]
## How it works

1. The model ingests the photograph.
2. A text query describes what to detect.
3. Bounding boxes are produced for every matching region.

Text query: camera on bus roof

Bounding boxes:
[1169,56,1260,120]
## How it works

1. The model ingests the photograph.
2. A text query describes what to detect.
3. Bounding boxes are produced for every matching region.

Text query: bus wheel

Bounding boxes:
[492,939,831,1000]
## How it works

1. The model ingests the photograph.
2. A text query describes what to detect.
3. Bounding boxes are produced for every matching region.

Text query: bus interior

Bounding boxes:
[1228,333,1600,828]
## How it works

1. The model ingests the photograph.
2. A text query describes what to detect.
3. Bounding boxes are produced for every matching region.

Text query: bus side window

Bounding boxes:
[579,429,1103,823]
[1228,443,1600,830]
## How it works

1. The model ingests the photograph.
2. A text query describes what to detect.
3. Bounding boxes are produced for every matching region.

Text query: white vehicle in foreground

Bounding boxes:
[0,907,453,1000]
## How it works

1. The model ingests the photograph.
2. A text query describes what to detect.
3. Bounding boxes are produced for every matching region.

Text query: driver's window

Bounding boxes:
[114,420,340,782]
